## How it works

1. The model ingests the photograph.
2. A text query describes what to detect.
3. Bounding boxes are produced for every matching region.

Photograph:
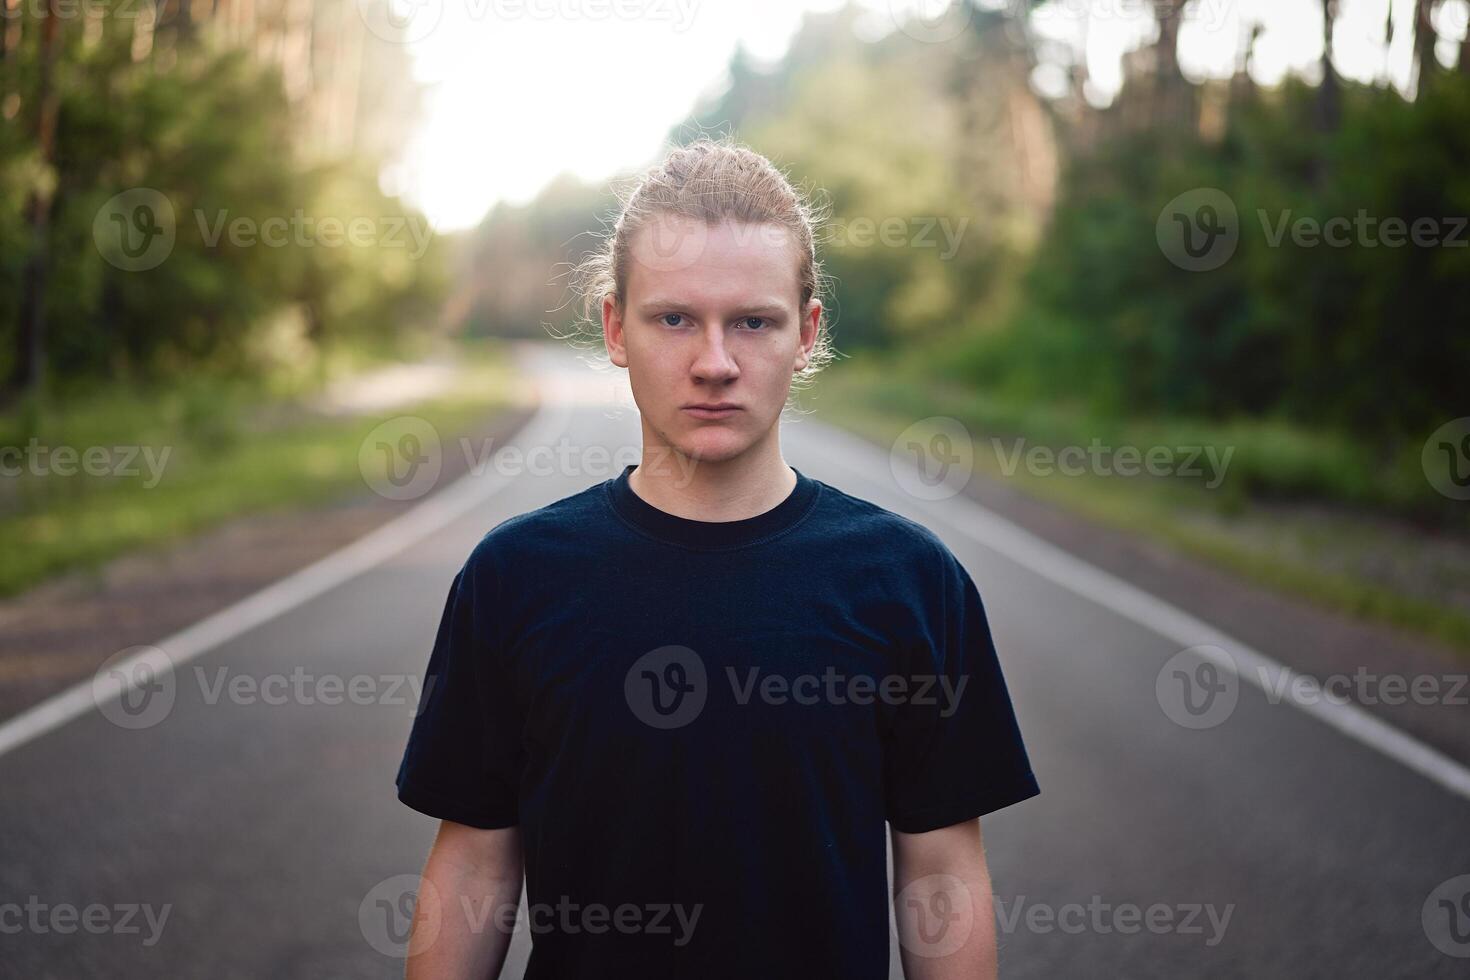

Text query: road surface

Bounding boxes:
[2,342,1467,978]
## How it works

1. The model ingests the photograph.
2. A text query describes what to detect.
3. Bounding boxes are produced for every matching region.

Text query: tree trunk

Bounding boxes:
[1316,0,1340,132]
[10,0,61,403]
[1412,0,1440,94]
[1153,0,1185,126]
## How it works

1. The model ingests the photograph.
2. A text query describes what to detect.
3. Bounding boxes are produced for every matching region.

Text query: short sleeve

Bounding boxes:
[395,539,523,829]
[884,543,1039,833]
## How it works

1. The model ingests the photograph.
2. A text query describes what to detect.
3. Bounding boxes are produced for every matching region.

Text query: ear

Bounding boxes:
[603,295,628,368]
[796,300,822,372]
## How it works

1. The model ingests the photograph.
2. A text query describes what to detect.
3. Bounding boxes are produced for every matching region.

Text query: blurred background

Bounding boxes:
[1,0,1469,976]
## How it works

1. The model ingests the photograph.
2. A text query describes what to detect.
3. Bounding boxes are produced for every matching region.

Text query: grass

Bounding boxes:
[0,338,524,597]
[805,355,1470,659]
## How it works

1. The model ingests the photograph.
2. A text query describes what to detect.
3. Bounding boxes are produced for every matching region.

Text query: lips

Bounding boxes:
[683,404,741,419]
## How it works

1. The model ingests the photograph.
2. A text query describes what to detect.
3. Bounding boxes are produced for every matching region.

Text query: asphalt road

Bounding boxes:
[2,343,1467,978]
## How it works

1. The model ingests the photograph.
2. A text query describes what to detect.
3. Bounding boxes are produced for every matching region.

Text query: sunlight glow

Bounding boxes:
[392,0,1468,231]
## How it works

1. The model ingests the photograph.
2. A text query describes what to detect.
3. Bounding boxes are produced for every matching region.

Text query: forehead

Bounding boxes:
[625,214,801,309]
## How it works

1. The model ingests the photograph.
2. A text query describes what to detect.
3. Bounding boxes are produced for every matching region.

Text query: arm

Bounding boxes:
[406,820,523,980]
[891,817,998,980]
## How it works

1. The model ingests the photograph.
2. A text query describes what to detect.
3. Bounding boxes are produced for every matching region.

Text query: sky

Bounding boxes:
[373,0,1470,232]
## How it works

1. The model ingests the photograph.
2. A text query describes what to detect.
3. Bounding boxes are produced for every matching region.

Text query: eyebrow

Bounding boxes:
[635,298,790,318]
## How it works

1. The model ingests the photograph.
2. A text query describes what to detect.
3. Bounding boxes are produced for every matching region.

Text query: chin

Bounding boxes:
[672,429,753,465]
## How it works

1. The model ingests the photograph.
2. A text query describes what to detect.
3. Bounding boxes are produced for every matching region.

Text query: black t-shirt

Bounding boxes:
[396,462,1039,979]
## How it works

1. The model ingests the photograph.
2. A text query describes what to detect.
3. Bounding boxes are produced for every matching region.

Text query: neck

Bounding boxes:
[629,444,796,523]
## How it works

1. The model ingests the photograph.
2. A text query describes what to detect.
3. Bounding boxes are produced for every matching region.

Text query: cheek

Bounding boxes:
[747,364,796,407]
[625,335,676,377]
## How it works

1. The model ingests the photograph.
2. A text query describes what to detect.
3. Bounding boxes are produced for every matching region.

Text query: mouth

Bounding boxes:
[682,404,742,420]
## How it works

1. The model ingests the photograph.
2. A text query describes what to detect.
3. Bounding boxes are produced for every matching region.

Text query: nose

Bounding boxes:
[690,322,739,383]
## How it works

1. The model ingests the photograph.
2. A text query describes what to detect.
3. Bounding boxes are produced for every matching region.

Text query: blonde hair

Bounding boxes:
[566,136,838,399]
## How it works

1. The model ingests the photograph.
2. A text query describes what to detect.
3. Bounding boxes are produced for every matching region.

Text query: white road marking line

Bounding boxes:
[0,378,569,760]
[9,377,1466,810]
[817,434,1470,805]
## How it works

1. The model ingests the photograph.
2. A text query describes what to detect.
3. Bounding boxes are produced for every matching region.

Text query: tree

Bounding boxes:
[1316,0,1341,133]
[11,0,61,402]
[1412,0,1441,94]
[1152,0,1187,126]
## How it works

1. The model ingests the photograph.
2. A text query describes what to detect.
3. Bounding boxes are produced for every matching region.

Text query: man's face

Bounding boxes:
[604,213,821,468]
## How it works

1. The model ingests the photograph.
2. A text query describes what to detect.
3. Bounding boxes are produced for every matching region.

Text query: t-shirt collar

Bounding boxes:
[605,462,820,551]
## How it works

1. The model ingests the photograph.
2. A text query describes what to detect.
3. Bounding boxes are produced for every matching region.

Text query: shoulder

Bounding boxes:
[461,478,612,576]
[808,477,958,574]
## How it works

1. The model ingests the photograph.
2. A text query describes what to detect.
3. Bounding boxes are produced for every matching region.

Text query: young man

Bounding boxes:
[395,140,1040,979]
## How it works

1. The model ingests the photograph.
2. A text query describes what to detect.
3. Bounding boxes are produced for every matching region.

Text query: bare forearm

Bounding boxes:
[406,822,523,980]
[892,821,999,980]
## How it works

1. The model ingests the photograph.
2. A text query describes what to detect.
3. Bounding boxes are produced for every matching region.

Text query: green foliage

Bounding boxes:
[0,9,446,407]
[987,75,1470,447]
[459,174,612,340]
[0,342,516,596]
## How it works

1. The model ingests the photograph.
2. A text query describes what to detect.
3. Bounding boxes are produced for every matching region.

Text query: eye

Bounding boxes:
[659,313,685,327]
[737,317,768,330]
